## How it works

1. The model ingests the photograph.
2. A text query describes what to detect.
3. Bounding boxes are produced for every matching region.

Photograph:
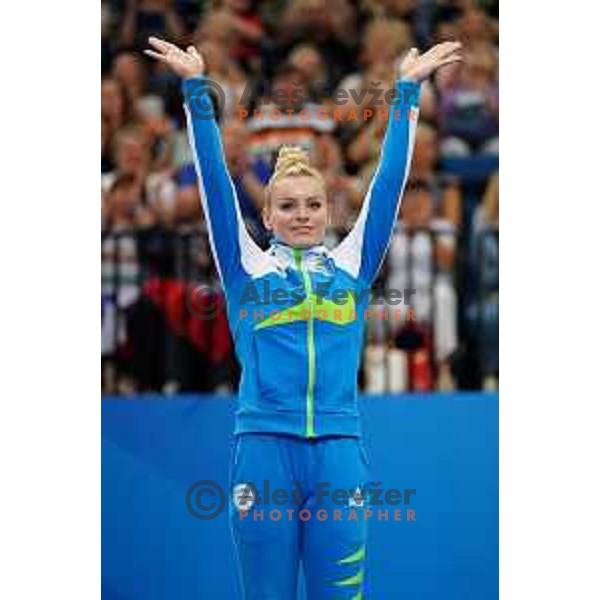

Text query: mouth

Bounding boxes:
[292,227,314,235]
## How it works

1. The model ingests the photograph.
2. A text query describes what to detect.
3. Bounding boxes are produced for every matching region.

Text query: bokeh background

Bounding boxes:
[101,0,499,396]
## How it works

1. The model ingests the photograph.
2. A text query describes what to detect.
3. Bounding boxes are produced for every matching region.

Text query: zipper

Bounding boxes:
[293,248,316,438]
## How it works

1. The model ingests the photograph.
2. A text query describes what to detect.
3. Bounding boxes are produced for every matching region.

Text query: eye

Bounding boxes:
[279,202,293,211]
[310,201,323,210]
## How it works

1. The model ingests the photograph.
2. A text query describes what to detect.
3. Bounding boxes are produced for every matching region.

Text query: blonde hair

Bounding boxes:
[264,146,325,206]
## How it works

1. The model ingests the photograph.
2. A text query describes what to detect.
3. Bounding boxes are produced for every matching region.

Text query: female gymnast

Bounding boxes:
[145,35,461,600]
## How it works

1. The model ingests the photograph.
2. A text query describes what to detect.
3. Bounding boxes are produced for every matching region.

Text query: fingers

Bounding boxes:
[187,45,205,73]
[438,55,463,68]
[423,41,462,73]
[407,47,420,61]
[148,36,177,52]
[440,41,462,60]
[143,49,169,63]
[423,40,462,61]
[435,41,462,54]
[188,46,201,60]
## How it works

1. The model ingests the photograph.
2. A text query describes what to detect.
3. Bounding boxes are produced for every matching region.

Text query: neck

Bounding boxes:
[271,235,325,251]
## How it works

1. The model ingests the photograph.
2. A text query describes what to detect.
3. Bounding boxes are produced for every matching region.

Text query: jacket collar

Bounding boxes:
[267,235,331,272]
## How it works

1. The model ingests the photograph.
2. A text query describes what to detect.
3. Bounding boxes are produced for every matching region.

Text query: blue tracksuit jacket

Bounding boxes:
[182,76,421,439]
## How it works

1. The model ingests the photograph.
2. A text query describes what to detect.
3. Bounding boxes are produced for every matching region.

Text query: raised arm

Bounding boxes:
[144,37,263,290]
[331,42,462,285]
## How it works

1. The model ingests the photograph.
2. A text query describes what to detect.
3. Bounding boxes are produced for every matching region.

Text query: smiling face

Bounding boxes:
[263,175,328,248]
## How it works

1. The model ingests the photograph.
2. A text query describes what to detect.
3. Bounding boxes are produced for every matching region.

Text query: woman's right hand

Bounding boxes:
[144,36,205,79]
[398,41,462,83]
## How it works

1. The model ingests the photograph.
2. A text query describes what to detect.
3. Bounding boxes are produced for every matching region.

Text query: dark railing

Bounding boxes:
[364,225,460,392]
[101,224,230,395]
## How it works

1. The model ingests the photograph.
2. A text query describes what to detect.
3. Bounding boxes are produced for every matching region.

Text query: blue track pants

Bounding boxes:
[229,433,370,599]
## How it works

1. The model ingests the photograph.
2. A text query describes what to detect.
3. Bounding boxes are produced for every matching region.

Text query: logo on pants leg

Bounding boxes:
[349,486,368,509]
[233,483,258,511]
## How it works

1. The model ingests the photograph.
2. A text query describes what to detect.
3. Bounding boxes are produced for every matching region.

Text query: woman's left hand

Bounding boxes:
[399,41,463,82]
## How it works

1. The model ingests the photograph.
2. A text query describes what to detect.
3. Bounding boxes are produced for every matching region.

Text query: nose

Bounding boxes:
[295,204,309,222]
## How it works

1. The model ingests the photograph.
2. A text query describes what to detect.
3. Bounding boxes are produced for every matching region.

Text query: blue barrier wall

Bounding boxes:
[102,393,498,599]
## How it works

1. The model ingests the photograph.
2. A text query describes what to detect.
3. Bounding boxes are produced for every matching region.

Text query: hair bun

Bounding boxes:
[274,145,311,173]
[264,144,325,204]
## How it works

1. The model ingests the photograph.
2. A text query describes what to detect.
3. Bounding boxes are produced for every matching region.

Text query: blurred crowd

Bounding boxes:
[101,0,499,395]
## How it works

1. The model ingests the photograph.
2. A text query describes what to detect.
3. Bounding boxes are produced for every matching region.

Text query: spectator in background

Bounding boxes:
[102,126,178,226]
[102,76,136,133]
[437,44,498,157]
[192,38,249,121]
[102,114,115,174]
[102,173,156,231]
[343,61,397,171]
[469,171,499,389]
[102,2,116,75]
[171,172,203,226]
[222,120,271,246]
[432,15,461,45]
[408,122,463,226]
[246,62,336,167]
[288,44,330,101]
[279,0,356,44]
[101,173,156,394]
[112,50,167,117]
[111,50,180,171]
[339,20,436,166]
[101,76,137,174]
[337,18,414,99]
[274,0,357,87]
[311,135,362,245]
[195,0,262,73]
[175,119,271,246]
[457,6,499,48]
[359,0,429,45]
[362,0,418,19]
[383,183,459,390]
[153,193,233,395]
[120,0,187,48]
[430,2,498,49]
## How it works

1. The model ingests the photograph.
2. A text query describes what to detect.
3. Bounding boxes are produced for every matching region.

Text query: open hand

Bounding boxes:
[144,37,205,79]
[398,41,462,82]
